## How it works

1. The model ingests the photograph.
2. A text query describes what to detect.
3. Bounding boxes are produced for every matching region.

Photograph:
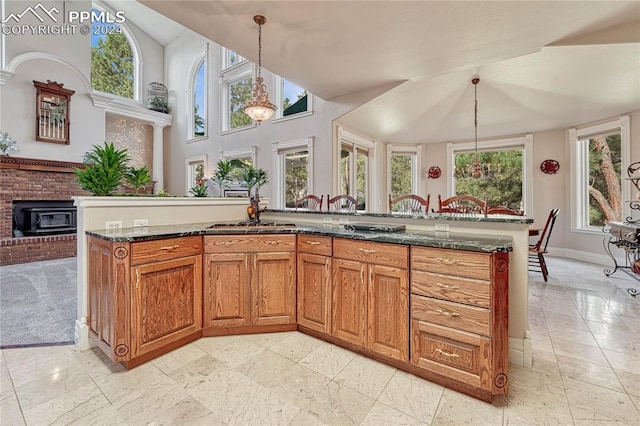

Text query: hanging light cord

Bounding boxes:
[257,20,262,78]
[474,77,478,154]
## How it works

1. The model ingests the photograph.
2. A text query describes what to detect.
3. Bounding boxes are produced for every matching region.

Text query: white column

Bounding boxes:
[152,123,165,193]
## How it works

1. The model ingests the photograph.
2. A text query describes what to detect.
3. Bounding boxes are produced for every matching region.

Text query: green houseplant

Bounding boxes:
[189,181,208,197]
[124,165,152,194]
[75,142,129,196]
[211,159,233,195]
[239,165,269,198]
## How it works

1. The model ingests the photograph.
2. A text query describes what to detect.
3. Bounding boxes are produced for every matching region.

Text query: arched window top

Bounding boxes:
[90,2,142,101]
[188,45,208,141]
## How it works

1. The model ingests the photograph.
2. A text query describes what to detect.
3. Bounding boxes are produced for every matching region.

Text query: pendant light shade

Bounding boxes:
[244,15,277,124]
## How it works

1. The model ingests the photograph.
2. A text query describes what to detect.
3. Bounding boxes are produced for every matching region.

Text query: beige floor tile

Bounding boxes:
[563,377,640,424]
[0,388,25,426]
[3,345,80,387]
[289,409,328,425]
[269,332,324,362]
[244,331,296,348]
[304,380,375,425]
[548,327,599,347]
[585,319,633,337]
[551,337,609,366]
[151,342,208,374]
[509,362,565,400]
[167,354,227,389]
[14,366,93,411]
[545,312,590,332]
[264,363,331,411]
[235,348,296,386]
[63,404,126,426]
[615,369,640,398]
[203,336,266,367]
[570,404,635,426]
[92,361,176,403]
[71,346,126,380]
[361,401,427,425]
[432,389,504,425]
[603,349,640,376]
[299,341,356,379]
[504,384,573,425]
[377,370,442,423]
[193,334,241,354]
[529,332,553,352]
[22,382,110,426]
[334,354,396,400]
[556,354,625,393]
[593,332,640,353]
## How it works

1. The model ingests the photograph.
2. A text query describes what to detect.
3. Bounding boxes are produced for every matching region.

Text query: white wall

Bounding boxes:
[0,0,166,163]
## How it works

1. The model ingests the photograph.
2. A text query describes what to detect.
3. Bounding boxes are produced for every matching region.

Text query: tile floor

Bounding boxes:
[1,256,639,425]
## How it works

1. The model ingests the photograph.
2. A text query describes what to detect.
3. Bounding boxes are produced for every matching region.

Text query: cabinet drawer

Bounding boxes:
[333,238,408,269]
[411,271,491,308]
[297,234,332,256]
[410,319,491,390]
[205,235,296,253]
[411,247,491,280]
[411,294,491,336]
[131,236,202,265]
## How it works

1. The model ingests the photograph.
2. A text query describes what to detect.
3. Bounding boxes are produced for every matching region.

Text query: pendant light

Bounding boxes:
[471,76,482,179]
[243,15,277,124]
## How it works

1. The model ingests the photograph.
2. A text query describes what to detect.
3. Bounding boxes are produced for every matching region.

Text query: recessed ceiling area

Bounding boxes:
[139,0,640,143]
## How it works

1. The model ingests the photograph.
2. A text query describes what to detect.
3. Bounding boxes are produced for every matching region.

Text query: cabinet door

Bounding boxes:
[367,264,409,362]
[332,258,367,346]
[297,252,331,333]
[131,255,202,358]
[204,253,251,328]
[251,252,296,325]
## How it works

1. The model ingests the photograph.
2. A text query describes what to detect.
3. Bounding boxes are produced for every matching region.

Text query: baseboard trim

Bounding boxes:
[508,336,532,368]
[546,246,623,267]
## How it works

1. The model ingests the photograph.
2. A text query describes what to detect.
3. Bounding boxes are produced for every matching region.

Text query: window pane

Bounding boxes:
[454,149,523,211]
[587,133,622,226]
[91,14,133,99]
[340,146,352,195]
[229,78,253,129]
[282,80,308,116]
[391,154,413,198]
[356,149,368,210]
[228,50,243,67]
[193,61,206,137]
[284,150,309,208]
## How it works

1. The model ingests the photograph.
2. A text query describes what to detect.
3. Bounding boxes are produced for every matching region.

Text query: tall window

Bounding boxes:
[447,135,533,215]
[387,145,422,198]
[189,47,207,140]
[273,138,315,209]
[219,146,257,196]
[91,7,136,99]
[275,77,312,120]
[185,155,207,195]
[571,117,629,230]
[220,63,254,132]
[339,129,374,211]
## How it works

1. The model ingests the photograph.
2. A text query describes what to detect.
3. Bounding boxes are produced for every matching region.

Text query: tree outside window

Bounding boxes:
[390,154,413,198]
[229,78,253,129]
[282,80,308,117]
[284,150,309,208]
[340,144,368,211]
[584,133,621,226]
[193,60,206,137]
[454,149,524,211]
[91,12,133,98]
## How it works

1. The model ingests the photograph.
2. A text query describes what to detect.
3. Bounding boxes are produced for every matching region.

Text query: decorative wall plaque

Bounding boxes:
[33,80,75,145]
[540,159,560,174]
[427,166,442,179]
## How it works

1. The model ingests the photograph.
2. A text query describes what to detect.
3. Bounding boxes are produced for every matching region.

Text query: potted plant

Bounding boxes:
[124,165,153,194]
[211,159,233,196]
[239,165,269,198]
[75,142,129,196]
[148,96,168,113]
[189,180,208,197]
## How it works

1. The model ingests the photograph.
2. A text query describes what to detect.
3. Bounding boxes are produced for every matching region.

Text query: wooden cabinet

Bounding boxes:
[204,235,296,330]
[409,246,509,400]
[297,235,332,334]
[332,238,409,362]
[87,236,202,364]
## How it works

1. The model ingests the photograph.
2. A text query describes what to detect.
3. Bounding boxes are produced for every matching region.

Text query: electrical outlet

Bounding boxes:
[434,223,449,232]
[323,217,332,224]
[133,219,149,227]
[105,220,122,231]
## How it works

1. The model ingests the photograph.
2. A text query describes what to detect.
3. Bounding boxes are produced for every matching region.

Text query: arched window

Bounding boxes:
[189,46,207,140]
[90,5,140,100]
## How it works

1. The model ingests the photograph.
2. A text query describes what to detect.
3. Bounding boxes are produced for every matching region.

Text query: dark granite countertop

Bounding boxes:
[264,208,534,224]
[87,221,513,253]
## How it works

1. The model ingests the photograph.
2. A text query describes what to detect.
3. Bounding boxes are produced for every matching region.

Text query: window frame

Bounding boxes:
[273,76,313,122]
[336,127,376,212]
[446,134,533,215]
[272,137,315,209]
[569,116,630,234]
[91,1,142,102]
[185,154,208,196]
[219,62,255,134]
[386,144,423,198]
[221,47,247,71]
[187,45,208,142]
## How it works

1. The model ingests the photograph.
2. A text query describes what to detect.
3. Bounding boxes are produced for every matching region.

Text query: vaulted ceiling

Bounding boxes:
[137,0,640,143]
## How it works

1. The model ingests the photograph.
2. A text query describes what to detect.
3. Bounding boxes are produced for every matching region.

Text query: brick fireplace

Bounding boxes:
[0,156,86,265]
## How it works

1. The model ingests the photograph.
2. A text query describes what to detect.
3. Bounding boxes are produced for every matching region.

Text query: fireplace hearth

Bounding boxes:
[13,200,77,237]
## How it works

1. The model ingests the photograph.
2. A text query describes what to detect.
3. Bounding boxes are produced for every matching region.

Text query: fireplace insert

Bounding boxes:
[13,200,77,236]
